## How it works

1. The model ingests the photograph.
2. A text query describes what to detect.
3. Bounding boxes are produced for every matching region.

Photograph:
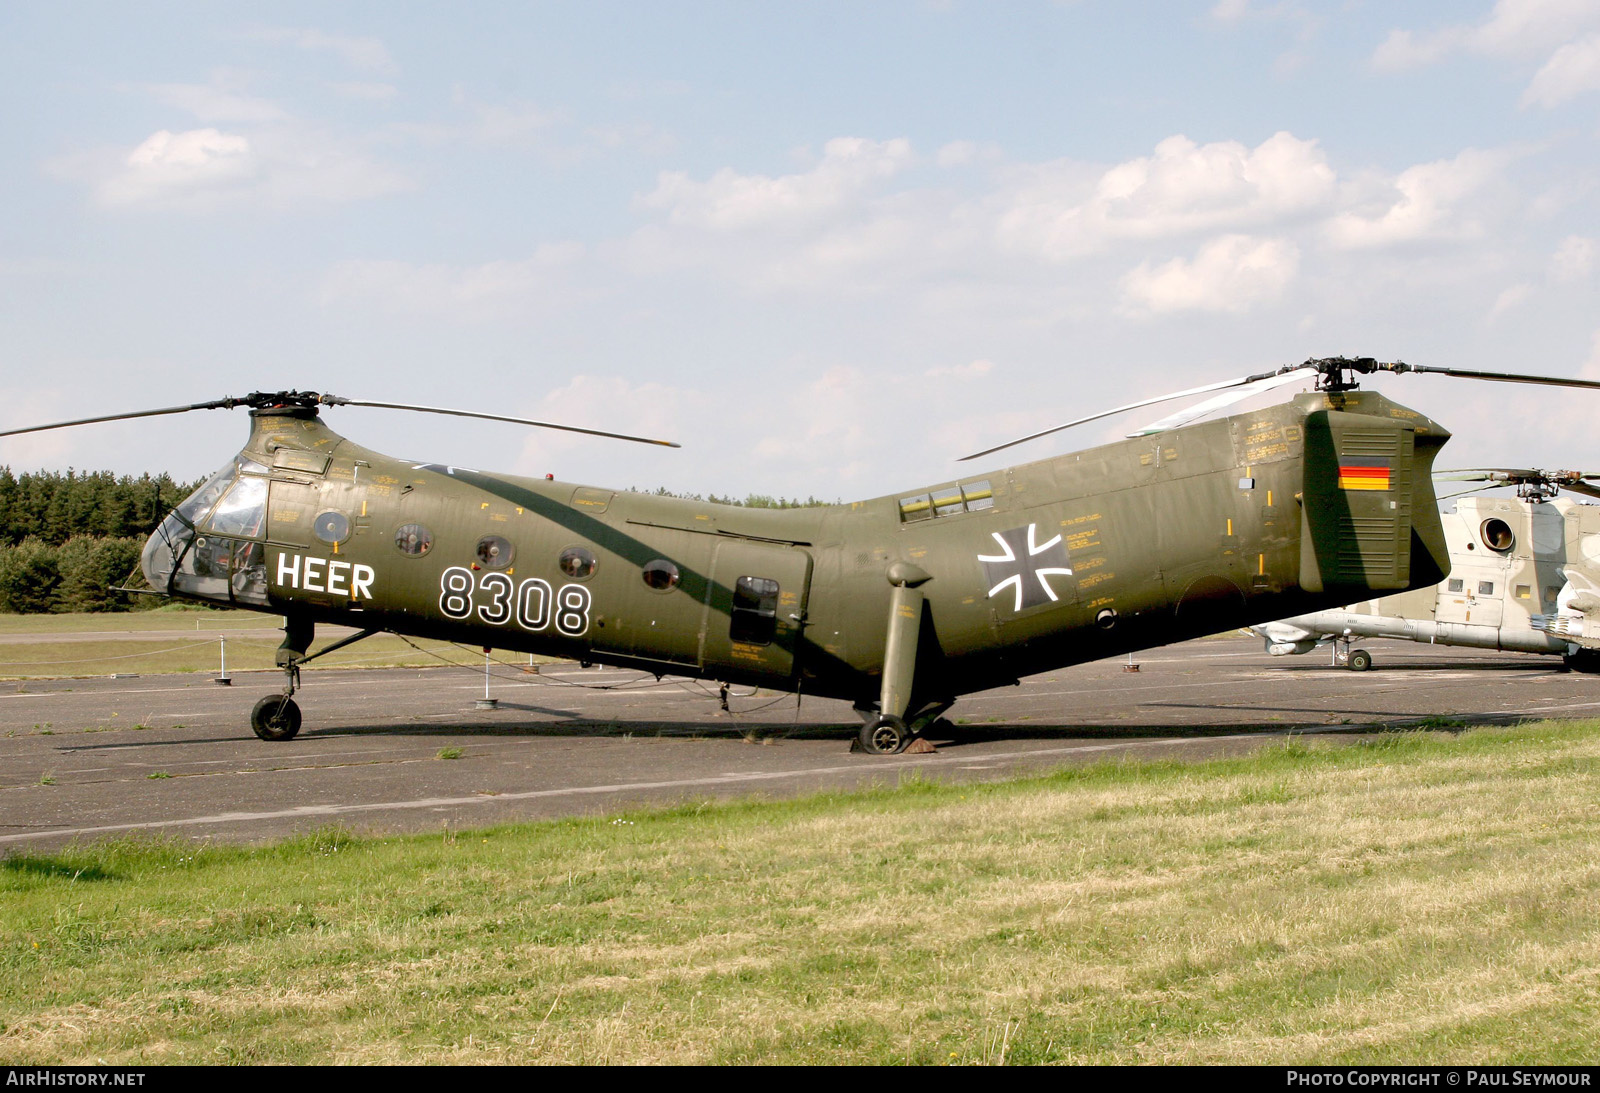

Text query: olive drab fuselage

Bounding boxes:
[140,389,1453,719]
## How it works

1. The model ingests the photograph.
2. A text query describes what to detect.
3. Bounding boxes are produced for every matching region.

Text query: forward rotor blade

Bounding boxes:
[1437,467,1545,478]
[323,398,681,448]
[958,365,1295,462]
[1378,363,1600,391]
[0,399,237,439]
[1126,368,1315,437]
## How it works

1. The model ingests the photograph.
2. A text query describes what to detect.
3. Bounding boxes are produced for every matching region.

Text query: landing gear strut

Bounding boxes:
[249,618,380,741]
[855,562,937,756]
[1334,636,1373,672]
[251,617,313,742]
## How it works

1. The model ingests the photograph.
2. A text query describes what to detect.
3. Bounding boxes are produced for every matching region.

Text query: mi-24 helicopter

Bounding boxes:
[3,355,1597,754]
[1252,467,1600,673]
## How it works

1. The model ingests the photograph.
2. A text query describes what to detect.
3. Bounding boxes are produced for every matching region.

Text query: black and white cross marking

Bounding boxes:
[978,524,1074,612]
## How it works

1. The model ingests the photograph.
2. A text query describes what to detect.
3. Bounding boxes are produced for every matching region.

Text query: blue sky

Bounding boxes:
[2,1,1597,499]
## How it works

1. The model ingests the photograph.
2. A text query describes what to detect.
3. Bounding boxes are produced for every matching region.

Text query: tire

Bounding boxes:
[1564,650,1600,674]
[859,715,910,755]
[1348,649,1373,672]
[251,695,302,741]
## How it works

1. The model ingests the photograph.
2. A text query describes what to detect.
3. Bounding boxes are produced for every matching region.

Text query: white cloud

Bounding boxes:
[1373,1,1600,106]
[1472,0,1600,58]
[1119,234,1300,315]
[516,374,687,469]
[1324,148,1507,249]
[145,82,288,123]
[1523,32,1600,105]
[248,27,397,73]
[330,81,400,103]
[925,359,995,379]
[1210,0,1252,21]
[97,128,256,205]
[936,140,1000,167]
[639,137,913,230]
[1550,235,1596,281]
[320,245,587,316]
[999,132,1335,260]
[1489,282,1535,318]
[79,125,410,210]
[1376,0,1600,67]
[1371,26,1472,70]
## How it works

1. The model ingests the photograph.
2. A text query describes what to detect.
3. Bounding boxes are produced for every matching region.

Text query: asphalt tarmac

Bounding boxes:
[4,634,1599,852]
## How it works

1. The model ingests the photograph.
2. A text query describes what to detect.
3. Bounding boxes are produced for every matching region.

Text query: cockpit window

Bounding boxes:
[175,465,237,526]
[207,476,268,538]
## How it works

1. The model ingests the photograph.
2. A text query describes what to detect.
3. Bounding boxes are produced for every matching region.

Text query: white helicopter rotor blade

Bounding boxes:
[1125,368,1315,437]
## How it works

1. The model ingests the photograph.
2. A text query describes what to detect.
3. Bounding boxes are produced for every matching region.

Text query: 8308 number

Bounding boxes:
[439,568,591,637]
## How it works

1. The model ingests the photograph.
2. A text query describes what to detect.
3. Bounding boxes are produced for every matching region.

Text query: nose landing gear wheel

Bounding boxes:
[1347,649,1373,672]
[859,715,910,755]
[251,695,302,741]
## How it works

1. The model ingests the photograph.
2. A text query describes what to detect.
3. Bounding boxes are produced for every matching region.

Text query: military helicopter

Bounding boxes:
[1251,468,1600,673]
[3,356,1598,754]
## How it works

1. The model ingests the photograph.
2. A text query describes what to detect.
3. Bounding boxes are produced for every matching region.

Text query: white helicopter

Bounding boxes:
[1252,469,1600,673]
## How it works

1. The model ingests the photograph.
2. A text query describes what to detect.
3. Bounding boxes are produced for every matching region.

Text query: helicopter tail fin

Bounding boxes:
[1297,409,1429,596]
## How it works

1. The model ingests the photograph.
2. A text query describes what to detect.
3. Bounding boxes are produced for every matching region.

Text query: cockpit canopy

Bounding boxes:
[141,455,271,606]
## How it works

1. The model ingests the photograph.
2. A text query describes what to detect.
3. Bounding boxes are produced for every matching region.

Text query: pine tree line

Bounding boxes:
[0,468,201,547]
[0,537,150,613]
[0,468,202,613]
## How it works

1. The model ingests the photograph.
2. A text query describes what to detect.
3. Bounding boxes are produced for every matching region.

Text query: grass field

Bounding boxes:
[0,609,542,678]
[3,721,1598,1064]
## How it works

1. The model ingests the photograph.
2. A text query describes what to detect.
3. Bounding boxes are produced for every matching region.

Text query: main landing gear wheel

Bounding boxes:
[251,695,302,741]
[859,715,911,755]
[1347,649,1373,672]
[1565,649,1600,673]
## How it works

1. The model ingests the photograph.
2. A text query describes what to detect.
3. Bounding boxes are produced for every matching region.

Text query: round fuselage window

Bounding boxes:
[313,511,351,545]
[395,523,433,556]
[476,535,514,569]
[642,559,680,591]
[559,546,597,579]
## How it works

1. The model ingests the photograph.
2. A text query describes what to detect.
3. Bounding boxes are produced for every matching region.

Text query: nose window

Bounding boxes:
[207,477,268,538]
[175,465,237,526]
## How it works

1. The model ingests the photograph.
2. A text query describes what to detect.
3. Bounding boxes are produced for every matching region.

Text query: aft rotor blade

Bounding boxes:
[958,366,1294,462]
[324,398,681,448]
[0,399,237,439]
[1127,368,1315,437]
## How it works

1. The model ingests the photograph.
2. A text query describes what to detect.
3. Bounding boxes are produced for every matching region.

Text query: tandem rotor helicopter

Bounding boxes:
[1252,467,1600,673]
[3,355,1597,754]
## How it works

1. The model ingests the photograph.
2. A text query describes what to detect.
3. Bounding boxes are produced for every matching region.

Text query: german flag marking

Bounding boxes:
[1337,457,1391,491]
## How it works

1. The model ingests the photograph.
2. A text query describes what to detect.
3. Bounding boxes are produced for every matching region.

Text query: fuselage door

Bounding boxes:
[702,540,813,682]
